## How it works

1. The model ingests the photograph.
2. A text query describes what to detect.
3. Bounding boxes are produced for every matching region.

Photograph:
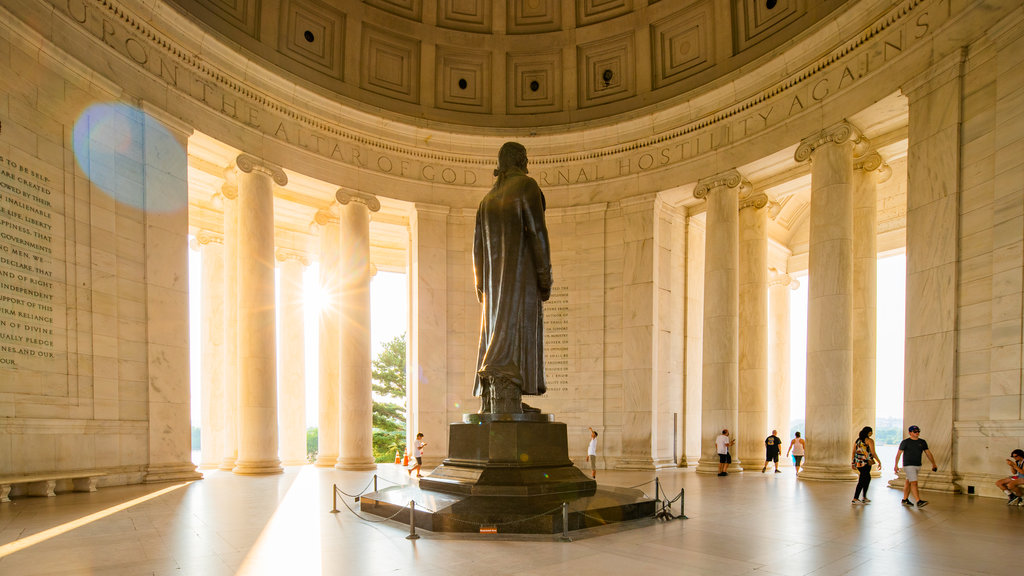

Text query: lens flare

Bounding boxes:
[72,102,186,212]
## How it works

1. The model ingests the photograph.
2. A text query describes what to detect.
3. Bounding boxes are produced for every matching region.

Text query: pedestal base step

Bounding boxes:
[360,483,657,534]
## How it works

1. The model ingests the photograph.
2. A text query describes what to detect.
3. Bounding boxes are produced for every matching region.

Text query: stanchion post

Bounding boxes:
[679,488,688,519]
[655,477,660,501]
[559,502,572,542]
[330,484,339,513]
[373,474,378,493]
[406,500,421,540]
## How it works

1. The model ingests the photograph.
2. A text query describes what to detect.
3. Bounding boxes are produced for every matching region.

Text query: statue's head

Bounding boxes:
[494,141,528,177]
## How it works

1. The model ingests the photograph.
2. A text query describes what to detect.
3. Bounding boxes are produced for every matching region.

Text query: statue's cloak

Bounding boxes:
[472,170,552,397]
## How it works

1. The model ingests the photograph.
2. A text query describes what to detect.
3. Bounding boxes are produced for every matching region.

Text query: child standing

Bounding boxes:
[409,433,427,478]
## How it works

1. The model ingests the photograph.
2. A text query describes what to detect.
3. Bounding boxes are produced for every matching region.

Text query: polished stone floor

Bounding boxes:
[0,460,1017,576]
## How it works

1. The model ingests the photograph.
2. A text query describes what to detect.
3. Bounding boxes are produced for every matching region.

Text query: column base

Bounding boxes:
[614,456,656,470]
[218,457,237,471]
[281,459,309,467]
[233,459,283,475]
[695,456,743,475]
[887,471,960,493]
[335,459,376,471]
[314,455,339,467]
[797,463,857,482]
[144,463,204,484]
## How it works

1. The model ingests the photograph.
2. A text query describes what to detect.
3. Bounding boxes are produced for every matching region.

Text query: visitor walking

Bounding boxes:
[787,431,805,475]
[851,426,881,504]
[894,425,938,508]
[716,429,735,476]
[763,429,782,473]
[408,433,427,478]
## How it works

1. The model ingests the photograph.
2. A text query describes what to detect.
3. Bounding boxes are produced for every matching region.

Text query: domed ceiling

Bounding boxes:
[166,0,850,128]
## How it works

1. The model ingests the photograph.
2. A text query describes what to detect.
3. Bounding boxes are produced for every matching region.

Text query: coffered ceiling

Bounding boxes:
[167,0,851,128]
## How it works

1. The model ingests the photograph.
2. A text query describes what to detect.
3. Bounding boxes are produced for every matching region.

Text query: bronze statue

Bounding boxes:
[473,142,552,414]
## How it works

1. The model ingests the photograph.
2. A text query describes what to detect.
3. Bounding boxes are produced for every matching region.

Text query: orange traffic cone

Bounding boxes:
[403,452,410,466]
[394,451,401,464]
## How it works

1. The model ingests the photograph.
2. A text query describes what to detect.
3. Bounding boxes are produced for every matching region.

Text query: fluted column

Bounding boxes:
[314,209,341,467]
[852,152,889,441]
[737,190,770,466]
[277,249,309,466]
[195,231,226,470]
[694,170,744,474]
[335,189,380,471]
[795,121,863,481]
[768,270,799,450]
[220,178,240,471]
[232,154,286,475]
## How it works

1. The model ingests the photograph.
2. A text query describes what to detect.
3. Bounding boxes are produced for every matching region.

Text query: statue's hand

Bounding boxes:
[540,286,551,301]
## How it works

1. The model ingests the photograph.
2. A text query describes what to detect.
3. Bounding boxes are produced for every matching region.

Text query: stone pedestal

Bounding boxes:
[363,412,655,534]
[420,413,596,496]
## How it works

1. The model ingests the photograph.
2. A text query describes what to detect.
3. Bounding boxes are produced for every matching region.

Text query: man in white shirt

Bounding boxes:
[408,433,427,478]
[716,429,735,476]
[586,427,598,479]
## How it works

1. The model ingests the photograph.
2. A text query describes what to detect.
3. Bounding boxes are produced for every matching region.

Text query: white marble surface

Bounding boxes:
[738,202,768,465]
[233,163,282,475]
[199,239,226,469]
[336,200,375,471]
[4,464,1022,576]
[277,257,307,466]
[315,216,341,468]
[803,134,855,481]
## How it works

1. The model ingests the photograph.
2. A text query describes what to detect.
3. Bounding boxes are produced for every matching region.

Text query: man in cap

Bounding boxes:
[894,425,938,508]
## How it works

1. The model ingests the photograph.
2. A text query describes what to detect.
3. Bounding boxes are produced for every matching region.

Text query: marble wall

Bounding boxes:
[0,27,197,484]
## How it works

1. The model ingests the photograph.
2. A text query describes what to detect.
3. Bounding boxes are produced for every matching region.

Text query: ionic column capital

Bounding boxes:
[694,169,750,200]
[738,190,771,211]
[336,189,381,212]
[853,151,893,183]
[313,208,339,227]
[220,182,239,201]
[275,248,311,266]
[768,269,801,290]
[794,120,866,163]
[189,230,224,251]
[235,154,288,187]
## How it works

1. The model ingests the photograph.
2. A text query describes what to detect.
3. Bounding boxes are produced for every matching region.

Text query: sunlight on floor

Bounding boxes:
[0,482,192,559]
[236,466,322,575]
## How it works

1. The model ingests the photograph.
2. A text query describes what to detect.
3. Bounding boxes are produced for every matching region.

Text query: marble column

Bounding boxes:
[220,177,240,471]
[738,190,770,466]
[277,249,309,466]
[232,154,286,475]
[335,189,379,471]
[694,170,744,474]
[140,105,201,483]
[768,270,799,452]
[683,216,705,467]
[852,151,889,441]
[196,231,226,470]
[890,52,965,493]
[409,203,449,465]
[314,209,341,467]
[795,121,863,482]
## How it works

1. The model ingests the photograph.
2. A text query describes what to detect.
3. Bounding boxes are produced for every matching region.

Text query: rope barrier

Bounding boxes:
[327,472,687,537]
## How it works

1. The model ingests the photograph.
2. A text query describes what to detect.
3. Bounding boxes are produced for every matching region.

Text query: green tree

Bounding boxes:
[372,333,407,461]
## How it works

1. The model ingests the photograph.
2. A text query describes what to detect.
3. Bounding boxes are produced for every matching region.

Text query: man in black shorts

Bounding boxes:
[763,429,782,473]
[894,425,938,508]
